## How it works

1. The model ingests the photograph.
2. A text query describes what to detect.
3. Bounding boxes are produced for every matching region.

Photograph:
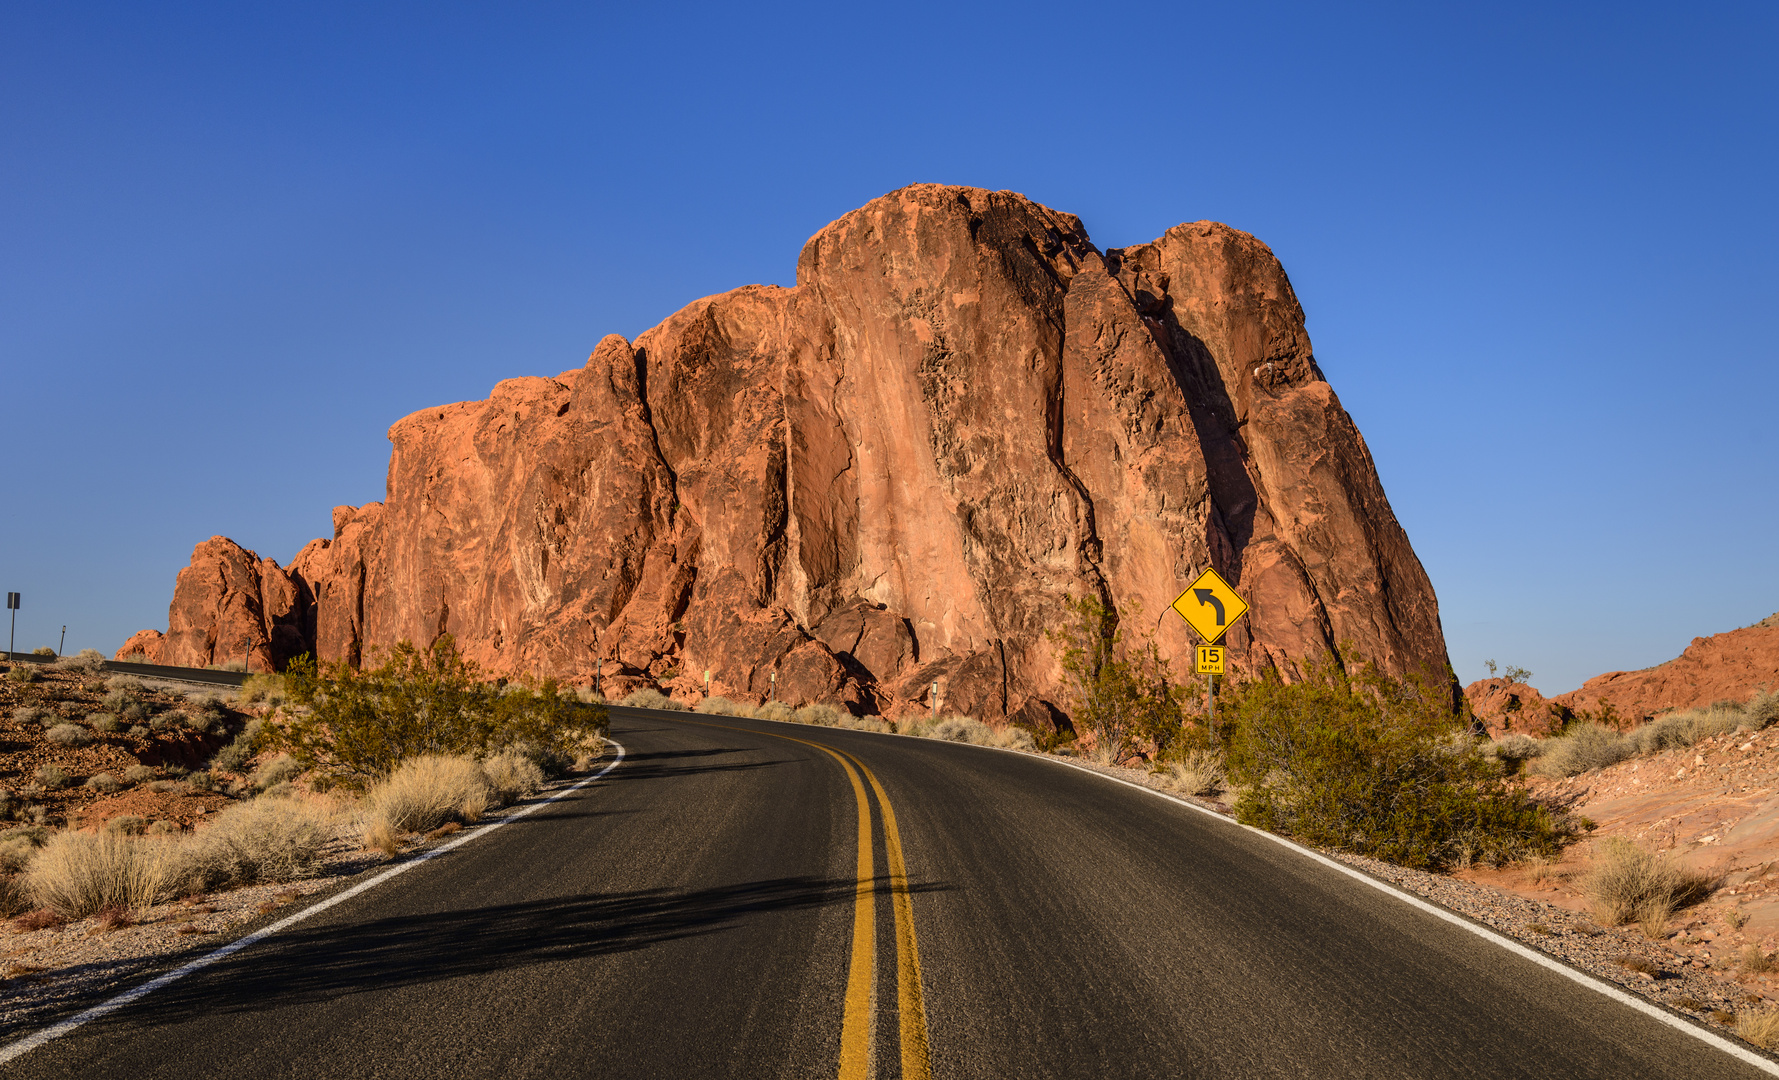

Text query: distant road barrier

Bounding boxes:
[2,651,249,688]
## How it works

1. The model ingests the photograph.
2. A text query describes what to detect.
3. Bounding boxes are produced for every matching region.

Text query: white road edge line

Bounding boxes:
[1024,746,1779,1076]
[0,738,627,1066]
[713,711,1778,1075]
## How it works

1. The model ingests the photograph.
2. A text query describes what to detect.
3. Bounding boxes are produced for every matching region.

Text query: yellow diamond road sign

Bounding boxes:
[1172,568,1249,644]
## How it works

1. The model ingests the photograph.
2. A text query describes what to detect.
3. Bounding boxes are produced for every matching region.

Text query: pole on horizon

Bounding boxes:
[6,593,18,658]
[59,626,66,657]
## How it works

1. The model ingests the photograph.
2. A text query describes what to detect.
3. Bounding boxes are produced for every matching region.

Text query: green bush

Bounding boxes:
[5,664,40,684]
[1049,595,1195,765]
[277,636,608,780]
[1224,661,1580,870]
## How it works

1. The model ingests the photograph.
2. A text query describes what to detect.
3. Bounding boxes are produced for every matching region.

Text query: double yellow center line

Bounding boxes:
[685,720,930,1080]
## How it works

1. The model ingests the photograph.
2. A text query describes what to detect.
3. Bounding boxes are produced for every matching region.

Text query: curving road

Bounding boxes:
[3,706,1772,1078]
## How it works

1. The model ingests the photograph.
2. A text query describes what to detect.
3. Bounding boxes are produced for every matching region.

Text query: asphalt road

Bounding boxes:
[4,707,1772,1079]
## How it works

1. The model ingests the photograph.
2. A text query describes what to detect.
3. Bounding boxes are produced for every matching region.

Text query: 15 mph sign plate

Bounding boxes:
[1171,568,1249,644]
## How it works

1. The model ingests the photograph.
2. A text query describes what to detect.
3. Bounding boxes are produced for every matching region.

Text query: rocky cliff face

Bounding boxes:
[123,185,1450,721]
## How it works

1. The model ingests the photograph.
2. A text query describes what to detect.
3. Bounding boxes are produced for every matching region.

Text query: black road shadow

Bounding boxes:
[602,746,794,783]
[113,875,951,1025]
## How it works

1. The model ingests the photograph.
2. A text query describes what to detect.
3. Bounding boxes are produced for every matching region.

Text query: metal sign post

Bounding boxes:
[1171,570,1249,737]
[704,670,711,698]
[769,671,776,701]
[6,593,18,658]
[59,626,66,657]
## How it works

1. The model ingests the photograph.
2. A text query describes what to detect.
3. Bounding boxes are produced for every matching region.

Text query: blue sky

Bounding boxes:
[2,2,1773,694]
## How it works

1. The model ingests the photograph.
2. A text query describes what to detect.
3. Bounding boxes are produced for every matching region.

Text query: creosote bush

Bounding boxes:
[4,664,40,684]
[84,773,122,794]
[88,712,121,734]
[33,765,70,790]
[1224,660,1581,870]
[1050,595,1194,765]
[278,636,608,782]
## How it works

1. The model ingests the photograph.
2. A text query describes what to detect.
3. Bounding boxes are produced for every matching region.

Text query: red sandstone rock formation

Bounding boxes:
[127,537,313,674]
[1552,615,1779,722]
[1464,614,1779,731]
[126,185,1451,721]
[1463,678,1568,737]
[114,629,165,664]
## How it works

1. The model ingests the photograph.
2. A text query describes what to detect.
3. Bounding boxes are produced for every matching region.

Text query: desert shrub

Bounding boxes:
[482,752,545,804]
[239,673,288,706]
[1050,594,1195,765]
[0,874,31,918]
[179,797,333,891]
[26,830,181,917]
[84,773,122,794]
[122,764,156,784]
[105,675,144,694]
[253,753,303,792]
[618,687,685,711]
[1225,661,1580,870]
[914,715,1036,751]
[362,755,491,837]
[148,820,178,836]
[1529,723,1635,778]
[127,724,148,738]
[49,649,106,675]
[694,695,750,717]
[187,770,216,792]
[838,715,893,733]
[5,663,40,684]
[1488,733,1544,765]
[46,723,94,747]
[88,711,121,733]
[279,637,608,780]
[210,717,267,773]
[571,734,609,771]
[0,829,47,874]
[105,815,148,836]
[208,660,247,672]
[147,779,184,794]
[1629,703,1753,756]
[13,705,53,727]
[1157,749,1227,796]
[754,702,795,723]
[34,765,70,790]
[1582,838,1714,935]
[31,647,54,657]
[1745,689,1779,728]
[794,703,847,727]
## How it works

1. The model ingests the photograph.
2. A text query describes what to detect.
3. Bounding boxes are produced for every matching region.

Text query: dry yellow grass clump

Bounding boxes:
[20,794,338,919]
[1580,838,1715,938]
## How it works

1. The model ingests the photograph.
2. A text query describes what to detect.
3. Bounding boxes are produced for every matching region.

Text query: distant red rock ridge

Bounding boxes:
[121,184,1450,724]
[1465,614,1779,734]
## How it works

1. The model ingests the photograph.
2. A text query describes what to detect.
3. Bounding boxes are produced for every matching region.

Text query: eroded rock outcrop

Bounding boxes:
[128,185,1451,720]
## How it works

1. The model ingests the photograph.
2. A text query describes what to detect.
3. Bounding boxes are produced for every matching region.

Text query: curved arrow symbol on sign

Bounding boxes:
[1193,588,1225,626]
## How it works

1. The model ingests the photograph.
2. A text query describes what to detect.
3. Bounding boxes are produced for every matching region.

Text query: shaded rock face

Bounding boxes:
[132,185,1450,720]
